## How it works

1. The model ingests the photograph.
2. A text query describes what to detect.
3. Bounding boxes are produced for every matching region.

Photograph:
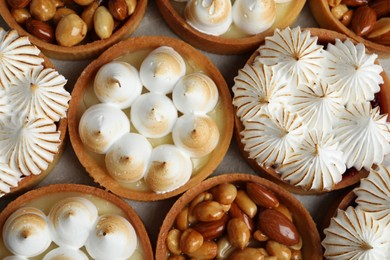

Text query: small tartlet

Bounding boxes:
[0,183,153,259]
[309,0,390,58]
[233,27,390,194]
[0,0,148,60]
[68,36,234,201]
[155,173,323,259]
[156,0,306,55]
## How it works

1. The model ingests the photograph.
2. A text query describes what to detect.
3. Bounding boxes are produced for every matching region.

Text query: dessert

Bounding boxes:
[0,28,69,197]
[0,184,153,259]
[156,173,323,259]
[68,36,233,201]
[233,27,390,193]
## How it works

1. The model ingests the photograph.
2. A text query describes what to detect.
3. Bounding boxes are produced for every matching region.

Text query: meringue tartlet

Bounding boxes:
[0,184,153,259]
[233,27,390,194]
[156,0,306,54]
[0,28,69,198]
[68,36,234,201]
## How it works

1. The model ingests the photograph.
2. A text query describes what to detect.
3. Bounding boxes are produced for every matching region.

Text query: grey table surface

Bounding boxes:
[1,0,390,252]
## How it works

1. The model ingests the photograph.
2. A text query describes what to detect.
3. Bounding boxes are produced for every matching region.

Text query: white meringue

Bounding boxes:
[232,0,276,35]
[172,72,219,114]
[355,165,390,226]
[3,256,28,260]
[2,207,52,257]
[8,66,69,121]
[323,39,383,104]
[172,114,220,158]
[130,93,178,138]
[85,214,137,260]
[140,46,186,94]
[288,80,344,132]
[94,61,142,109]
[278,129,346,191]
[0,116,61,176]
[322,207,390,260]
[0,28,43,88]
[333,102,390,171]
[232,62,289,121]
[0,88,9,115]
[105,133,153,183]
[184,0,233,36]
[79,103,130,154]
[241,105,305,168]
[257,27,325,88]
[43,247,89,260]
[144,144,192,193]
[0,162,21,197]
[48,196,98,249]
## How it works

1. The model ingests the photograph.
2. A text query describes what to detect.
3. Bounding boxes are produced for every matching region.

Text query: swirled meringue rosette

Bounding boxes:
[233,27,390,193]
[0,28,70,198]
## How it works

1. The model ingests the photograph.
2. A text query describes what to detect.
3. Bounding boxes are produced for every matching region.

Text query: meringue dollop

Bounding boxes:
[0,162,21,197]
[43,247,89,260]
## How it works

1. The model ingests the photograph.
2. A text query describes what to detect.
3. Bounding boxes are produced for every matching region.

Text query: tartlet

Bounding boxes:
[0,0,147,60]
[309,0,390,58]
[156,173,323,259]
[0,183,153,259]
[156,0,306,54]
[233,27,390,194]
[68,36,234,201]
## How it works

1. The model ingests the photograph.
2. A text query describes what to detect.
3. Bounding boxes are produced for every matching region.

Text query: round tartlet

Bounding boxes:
[0,0,148,60]
[68,36,234,201]
[156,0,306,55]
[233,27,390,194]
[309,0,390,58]
[156,173,323,259]
[0,183,153,259]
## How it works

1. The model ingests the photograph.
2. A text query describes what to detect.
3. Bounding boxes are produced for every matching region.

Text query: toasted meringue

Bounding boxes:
[172,72,219,114]
[0,162,21,197]
[278,130,346,191]
[355,165,390,226]
[105,133,152,183]
[43,247,89,260]
[94,61,142,109]
[322,207,390,260]
[184,0,233,36]
[48,197,98,249]
[257,27,325,88]
[130,93,178,138]
[232,63,289,121]
[232,0,276,35]
[241,105,305,167]
[275,0,292,2]
[289,80,344,132]
[324,39,383,104]
[2,207,51,257]
[140,46,186,94]
[144,144,192,193]
[0,28,43,88]
[172,114,219,157]
[85,214,137,259]
[79,103,130,154]
[0,116,61,176]
[0,88,9,115]
[7,66,69,121]
[333,102,390,171]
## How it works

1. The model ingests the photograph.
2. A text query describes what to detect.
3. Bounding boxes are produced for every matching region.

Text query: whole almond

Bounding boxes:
[108,0,128,21]
[351,6,377,36]
[367,18,390,44]
[193,200,225,222]
[369,0,390,18]
[7,0,30,9]
[246,182,279,209]
[258,209,299,246]
[193,214,228,240]
[180,228,204,254]
[229,201,254,232]
[341,0,368,6]
[227,218,250,250]
[25,18,54,43]
[187,241,218,259]
[341,9,354,26]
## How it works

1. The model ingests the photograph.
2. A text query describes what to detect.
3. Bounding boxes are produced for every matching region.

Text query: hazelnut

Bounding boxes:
[55,13,87,47]
[29,0,56,22]
[11,8,31,24]
[53,8,76,25]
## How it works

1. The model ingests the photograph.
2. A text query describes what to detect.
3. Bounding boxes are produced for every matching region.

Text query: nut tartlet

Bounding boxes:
[68,36,234,201]
[156,0,306,54]
[309,0,390,57]
[0,28,69,198]
[233,27,390,194]
[0,184,153,259]
[156,173,323,259]
[0,0,147,60]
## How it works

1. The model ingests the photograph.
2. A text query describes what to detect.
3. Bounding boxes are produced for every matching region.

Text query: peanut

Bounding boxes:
[227,218,250,250]
[266,240,292,260]
[175,206,189,231]
[210,183,237,205]
[235,190,257,218]
[180,228,204,254]
[193,200,225,222]
[166,229,182,255]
